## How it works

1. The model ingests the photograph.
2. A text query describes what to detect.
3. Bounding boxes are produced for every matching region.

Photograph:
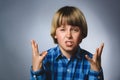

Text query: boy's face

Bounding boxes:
[54,24,82,52]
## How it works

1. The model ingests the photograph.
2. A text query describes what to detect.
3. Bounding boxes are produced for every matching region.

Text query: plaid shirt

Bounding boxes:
[30,45,104,80]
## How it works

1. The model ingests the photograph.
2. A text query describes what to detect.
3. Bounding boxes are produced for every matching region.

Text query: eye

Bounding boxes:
[60,28,65,31]
[72,27,80,32]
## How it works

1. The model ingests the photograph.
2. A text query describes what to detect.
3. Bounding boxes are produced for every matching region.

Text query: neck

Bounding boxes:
[59,47,78,59]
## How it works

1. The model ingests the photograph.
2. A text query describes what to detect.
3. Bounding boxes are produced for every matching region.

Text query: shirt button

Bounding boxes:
[67,69,70,73]
[33,75,36,78]
[98,76,101,79]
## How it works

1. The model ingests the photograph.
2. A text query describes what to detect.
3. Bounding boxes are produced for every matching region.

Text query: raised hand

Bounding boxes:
[31,40,47,71]
[85,43,104,71]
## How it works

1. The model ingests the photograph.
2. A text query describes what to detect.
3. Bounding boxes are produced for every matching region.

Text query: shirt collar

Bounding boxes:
[55,45,83,61]
[55,45,62,60]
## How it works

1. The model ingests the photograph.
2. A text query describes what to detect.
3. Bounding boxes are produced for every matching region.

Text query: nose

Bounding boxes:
[66,30,72,38]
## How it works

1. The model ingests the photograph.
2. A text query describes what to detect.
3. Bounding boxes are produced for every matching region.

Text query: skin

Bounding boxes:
[31,40,47,71]
[54,24,82,59]
[31,24,104,72]
[85,43,104,71]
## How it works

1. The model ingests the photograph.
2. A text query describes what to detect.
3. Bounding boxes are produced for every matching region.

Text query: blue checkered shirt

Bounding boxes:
[30,45,104,80]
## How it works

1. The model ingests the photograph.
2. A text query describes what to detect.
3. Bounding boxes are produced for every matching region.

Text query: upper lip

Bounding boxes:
[65,40,73,43]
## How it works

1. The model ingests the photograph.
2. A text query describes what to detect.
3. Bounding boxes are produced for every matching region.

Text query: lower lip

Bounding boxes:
[65,42,73,46]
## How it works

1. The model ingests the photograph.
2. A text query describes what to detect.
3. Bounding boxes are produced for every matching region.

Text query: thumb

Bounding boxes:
[85,54,92,63]
[40,51,47,60]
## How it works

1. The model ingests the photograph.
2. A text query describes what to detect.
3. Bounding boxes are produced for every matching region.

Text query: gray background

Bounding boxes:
[0,0,120,80]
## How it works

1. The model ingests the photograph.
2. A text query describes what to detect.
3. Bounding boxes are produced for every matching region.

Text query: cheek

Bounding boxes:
[54,32,63,40]
[54,34,64,44]
[55,29,65,39]
[54,30,59,39]
[56,35,64,40]
[74,34,82,43]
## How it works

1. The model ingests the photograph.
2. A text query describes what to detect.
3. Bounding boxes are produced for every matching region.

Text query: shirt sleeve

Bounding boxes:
[88,68,104,80]
[30,66,46,80]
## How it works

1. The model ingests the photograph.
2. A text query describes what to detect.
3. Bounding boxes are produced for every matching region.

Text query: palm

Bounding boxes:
[85,43,104,71]
[31,40,47,71]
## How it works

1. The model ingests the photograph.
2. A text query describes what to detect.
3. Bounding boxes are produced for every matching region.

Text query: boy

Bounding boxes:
[30,6,104,80]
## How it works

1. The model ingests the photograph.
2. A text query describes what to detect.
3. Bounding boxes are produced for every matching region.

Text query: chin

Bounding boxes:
[64,46,76,51]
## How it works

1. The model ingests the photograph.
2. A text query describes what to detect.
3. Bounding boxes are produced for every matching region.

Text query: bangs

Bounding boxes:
[56,8,82,27]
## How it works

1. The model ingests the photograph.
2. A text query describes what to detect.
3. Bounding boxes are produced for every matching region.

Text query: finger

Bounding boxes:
[85,55,92,63]
[31,40,39,56]
[31,40,35,53]
[93,48,99,61]
[98,43,104,56]
[34,42,39,54]
[40,51,47,60]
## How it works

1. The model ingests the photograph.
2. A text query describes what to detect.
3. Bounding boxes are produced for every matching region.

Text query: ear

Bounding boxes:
[54,35,57,39]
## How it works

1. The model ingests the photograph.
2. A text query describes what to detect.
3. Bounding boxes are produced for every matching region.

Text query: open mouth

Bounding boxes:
[65,41,73,46]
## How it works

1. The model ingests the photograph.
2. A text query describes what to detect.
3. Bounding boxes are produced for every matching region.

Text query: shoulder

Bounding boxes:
[47,45,59,56]
[43,46,59,64]
[80,48,93,58]
[44,46,59,60]
[47,46,58,54]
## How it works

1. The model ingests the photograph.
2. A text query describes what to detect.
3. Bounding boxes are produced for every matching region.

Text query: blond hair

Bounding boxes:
[51,6,88,43]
